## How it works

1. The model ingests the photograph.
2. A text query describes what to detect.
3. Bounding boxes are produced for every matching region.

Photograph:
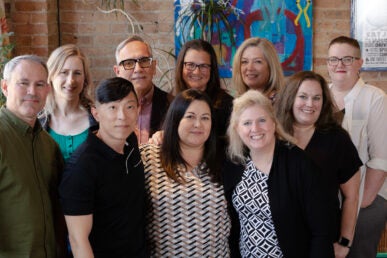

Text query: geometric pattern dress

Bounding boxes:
[232,159,284,258]
[140,144,231,257]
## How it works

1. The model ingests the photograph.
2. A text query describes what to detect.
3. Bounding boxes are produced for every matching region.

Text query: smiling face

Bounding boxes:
[52,56,85,102]
[1,60,49,126]
[327,43,363,85]
[241,46,270,91]
[182,49,211,92]
[292,79,323,127]
[114,41,156,96]
[178,100,211,150]
[92,91,138,147]
[236,104,276,154]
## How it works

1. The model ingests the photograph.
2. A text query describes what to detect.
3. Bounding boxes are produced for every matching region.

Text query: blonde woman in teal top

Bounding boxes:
[39,44,95,162]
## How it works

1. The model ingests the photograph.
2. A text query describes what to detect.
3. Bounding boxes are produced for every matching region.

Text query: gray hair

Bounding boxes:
[3,55,48,81]
[114,35,153,64]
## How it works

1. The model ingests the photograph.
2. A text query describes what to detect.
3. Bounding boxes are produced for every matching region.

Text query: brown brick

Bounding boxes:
[15,24,48,35]
[12,13,30,23]
[32,35,49,45]
[7,0,387,93]
[15,2,48,12]
[31,12,51,23]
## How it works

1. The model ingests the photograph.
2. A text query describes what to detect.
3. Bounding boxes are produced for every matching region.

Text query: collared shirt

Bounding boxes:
[60,132,147,257]
[0,106,63,258]
[137,86,154,144]
[330,78,387,199]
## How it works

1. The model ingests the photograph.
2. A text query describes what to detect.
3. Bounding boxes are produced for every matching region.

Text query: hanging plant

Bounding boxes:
[175,0,244,60]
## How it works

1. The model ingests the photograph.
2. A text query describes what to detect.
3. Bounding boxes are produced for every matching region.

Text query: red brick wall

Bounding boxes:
[8,0,58,56]
[5,0,387,92]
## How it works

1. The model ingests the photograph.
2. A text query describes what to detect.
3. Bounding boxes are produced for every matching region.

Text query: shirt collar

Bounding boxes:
[1,106,42,135]
[139,85,154,106]
[344,78,364,102]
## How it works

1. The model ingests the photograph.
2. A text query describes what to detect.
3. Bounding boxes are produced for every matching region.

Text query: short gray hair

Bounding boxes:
[3,55,48,81]
[115,35,153,64]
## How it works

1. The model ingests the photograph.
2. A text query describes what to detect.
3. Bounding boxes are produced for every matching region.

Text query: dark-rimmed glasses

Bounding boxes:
[119,57,153,70]
[327,56,360,66]
[183,62,211,73]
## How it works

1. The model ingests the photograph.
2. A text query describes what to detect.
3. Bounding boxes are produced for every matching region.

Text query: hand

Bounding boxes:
[334,242,350,258]
[148,130,164,145]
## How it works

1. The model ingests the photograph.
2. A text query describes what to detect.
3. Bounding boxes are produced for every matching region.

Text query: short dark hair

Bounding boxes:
[161,88,219,183]
[95,77,138,104]
[328,36,361,56]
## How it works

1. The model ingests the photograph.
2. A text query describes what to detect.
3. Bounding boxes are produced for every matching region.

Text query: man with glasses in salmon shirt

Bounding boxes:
[327,36,387,258]
[114,36,173,144]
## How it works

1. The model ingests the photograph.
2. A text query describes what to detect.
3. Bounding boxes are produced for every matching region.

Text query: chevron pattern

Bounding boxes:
[140,144,231,257]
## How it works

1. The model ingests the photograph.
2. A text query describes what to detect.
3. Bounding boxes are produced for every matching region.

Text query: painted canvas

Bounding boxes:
[174,0,313,77]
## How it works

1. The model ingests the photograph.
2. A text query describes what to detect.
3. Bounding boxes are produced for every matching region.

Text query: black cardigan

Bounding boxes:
[222,140,334,258]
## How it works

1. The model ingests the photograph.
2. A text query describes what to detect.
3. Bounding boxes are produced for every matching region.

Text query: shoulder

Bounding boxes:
[222,158,245,191]
[221,90,234,103]
[153,85,173,98]
[39,128,60,147]
[357,82,387,104]
[362,82,386,95]
[316,126,350,140]
[67,135,100,166]
[213,89,234,110]
[275,140,316,170]
[152,85,174,106]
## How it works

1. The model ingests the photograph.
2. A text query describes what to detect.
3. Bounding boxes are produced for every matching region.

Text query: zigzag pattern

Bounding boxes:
[140,144,231,257]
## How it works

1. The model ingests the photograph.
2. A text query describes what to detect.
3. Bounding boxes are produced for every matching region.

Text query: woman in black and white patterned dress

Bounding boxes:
[140,89,230,257]
[223,90,334,258]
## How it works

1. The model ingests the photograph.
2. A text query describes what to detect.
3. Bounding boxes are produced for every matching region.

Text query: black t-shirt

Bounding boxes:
[305,127,362,240]
[59,132,147,258]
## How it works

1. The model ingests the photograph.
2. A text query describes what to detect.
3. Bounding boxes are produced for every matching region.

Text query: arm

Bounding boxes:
[65,215,94,258]
[334,171,360,258]
[361,167,386,208]
[363,91,387,208]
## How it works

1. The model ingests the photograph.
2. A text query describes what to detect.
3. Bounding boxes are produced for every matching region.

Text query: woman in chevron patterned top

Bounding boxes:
[140,89,230,257]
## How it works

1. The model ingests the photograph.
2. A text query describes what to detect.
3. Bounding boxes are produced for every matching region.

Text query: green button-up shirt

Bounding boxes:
[0,107,64,258]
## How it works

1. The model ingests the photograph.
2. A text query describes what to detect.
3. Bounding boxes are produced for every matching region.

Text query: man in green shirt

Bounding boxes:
[0,55,64,258]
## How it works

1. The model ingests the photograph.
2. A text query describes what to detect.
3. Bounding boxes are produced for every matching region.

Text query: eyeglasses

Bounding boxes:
[183,62,211,72]
[327,56,360,66]
[119,57,153,70]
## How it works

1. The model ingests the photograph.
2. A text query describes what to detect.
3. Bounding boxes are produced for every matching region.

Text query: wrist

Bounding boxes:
[338,236,351,248]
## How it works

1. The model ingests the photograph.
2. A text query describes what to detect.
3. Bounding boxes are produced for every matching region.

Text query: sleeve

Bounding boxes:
[221,159,243,258]
[59,151,97,215]
[367,93,387,172]
[336,128,363,184]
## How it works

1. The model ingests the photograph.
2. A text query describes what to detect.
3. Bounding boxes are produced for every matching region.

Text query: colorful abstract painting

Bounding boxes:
[174,0,313,77]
